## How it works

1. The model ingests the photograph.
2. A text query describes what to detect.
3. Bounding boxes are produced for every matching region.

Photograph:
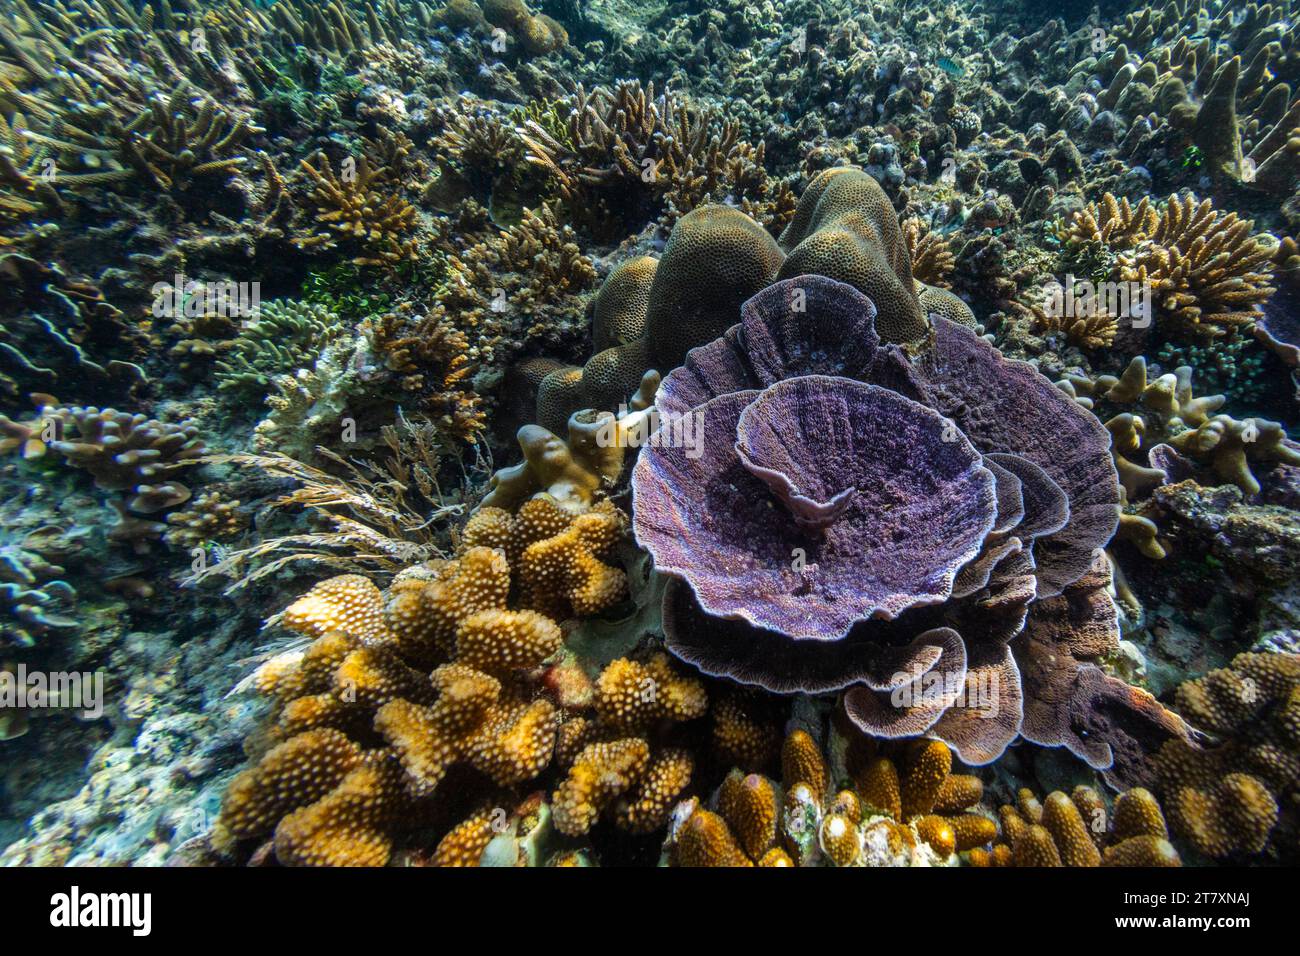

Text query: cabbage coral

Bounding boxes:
[633,275,1187,782]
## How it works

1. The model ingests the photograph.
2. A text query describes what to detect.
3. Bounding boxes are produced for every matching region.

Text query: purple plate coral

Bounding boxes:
[634,276,1183,776]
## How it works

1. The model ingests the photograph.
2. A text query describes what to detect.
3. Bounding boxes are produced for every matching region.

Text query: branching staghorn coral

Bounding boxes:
[1122,194,1277,338]
[1154,652,1300,861]
[431,96,526,194]
[365,302,486,442]
[518,81,794,237]
[430,203,595,374]
[292,150,419,268]
[16,67,262,193]
[1056,192,1277,339]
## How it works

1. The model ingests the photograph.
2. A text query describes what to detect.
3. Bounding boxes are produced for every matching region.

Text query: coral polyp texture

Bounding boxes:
[3,0,1300,886]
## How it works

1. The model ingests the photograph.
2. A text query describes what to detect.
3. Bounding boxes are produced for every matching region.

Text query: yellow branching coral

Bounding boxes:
[614,748,695,834]
[710,688,782,771]
[1056,194,1158,249]
[293,151,419,267]
[1057,193,1277,338]
[546,653,705,837]
[463,497,629,617]
[214,542,571,866]
[1155,652,1299,860]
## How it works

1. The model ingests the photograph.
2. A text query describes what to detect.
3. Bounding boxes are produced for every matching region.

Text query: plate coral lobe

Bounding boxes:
[0,0,1298,876]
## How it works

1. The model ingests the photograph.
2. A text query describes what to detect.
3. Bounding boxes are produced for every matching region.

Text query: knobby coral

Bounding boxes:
[1154,652,1300,861]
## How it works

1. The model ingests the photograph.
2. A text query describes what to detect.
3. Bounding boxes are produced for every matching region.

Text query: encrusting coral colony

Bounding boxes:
[1,0,1299,877]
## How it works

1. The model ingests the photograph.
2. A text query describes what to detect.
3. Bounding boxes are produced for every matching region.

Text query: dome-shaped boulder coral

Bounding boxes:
[634,275,1184,781]
[529,168,974,433]
[777,167,931,347]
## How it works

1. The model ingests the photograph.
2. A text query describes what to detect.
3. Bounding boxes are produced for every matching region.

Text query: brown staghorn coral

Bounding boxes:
[1057,192,1277,339]
[430,203,596,375]
[518,81,792,240]
[1154,652,1300,861]
[365,303,486,443]
[902,218,955,289]
[546,650,705,837]
[984,786,1181,867]
[667,729,996,867]
[1121,194,1276,338]
[292,150,419,268]
[1035,310,1119,350]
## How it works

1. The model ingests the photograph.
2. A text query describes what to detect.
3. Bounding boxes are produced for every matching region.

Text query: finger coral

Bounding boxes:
[986,786,1181,867]
[667,731,994,867]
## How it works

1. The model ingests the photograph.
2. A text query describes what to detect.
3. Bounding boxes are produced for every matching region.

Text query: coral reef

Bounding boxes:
[2,0,1299,882]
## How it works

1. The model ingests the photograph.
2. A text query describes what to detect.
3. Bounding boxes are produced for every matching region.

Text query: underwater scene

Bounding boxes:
[0,0,1297,895]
